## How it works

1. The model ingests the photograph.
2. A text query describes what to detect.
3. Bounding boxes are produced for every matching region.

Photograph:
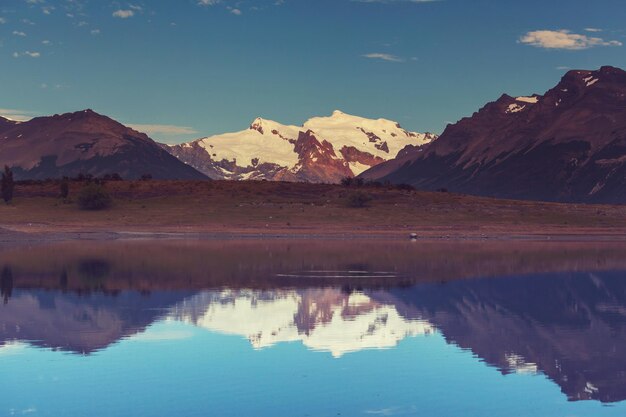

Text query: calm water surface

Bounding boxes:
[1,239,626,417]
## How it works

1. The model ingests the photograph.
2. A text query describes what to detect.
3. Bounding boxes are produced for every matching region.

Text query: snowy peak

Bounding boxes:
[167,110,436,183]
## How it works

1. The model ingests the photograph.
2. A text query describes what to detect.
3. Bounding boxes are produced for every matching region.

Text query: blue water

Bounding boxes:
[1,241,626,416]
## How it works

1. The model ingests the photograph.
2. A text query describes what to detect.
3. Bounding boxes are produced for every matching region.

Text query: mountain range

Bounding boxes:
[361,66,626,203]
[165,110,436,183]
[1,66,624,203]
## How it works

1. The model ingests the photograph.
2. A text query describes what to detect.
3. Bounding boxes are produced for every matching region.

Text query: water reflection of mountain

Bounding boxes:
[373,271,626,403]
[3,271,625,403]
[170,289,434,357]
[1,238,626,403]
[0,290,195,353]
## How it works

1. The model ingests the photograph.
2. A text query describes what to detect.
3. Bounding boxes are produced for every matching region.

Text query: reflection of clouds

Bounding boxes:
[8,407,37,415]
[130,329,194,342]
[0,341,28,356]
[365,406,418,416]
[505,353,538,375]
[171,289,435,357]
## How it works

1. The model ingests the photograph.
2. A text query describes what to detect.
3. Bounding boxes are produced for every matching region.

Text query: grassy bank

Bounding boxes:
[1,180,625,238]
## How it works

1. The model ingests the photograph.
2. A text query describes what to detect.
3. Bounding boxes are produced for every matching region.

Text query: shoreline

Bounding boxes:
[2,225,626,244]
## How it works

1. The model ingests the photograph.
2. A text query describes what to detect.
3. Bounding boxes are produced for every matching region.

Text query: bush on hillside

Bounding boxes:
[346,191,373,208]
[60,177,70,199]
[1,166,14,204]
[77,183,112,211]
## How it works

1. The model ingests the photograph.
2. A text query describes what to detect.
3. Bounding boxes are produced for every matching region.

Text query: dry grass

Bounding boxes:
[2,179,626,237]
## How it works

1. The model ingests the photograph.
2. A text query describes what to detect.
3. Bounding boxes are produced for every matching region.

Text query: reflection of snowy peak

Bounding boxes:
[165,111,436,183]
[170,289,434,357]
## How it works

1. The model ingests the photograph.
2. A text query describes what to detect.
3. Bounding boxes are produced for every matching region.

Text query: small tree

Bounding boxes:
[77,183,112,210]
[60,177,70,199]
[1,166,14,204]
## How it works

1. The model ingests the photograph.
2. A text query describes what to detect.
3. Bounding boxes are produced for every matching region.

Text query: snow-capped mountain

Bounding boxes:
[165,110,436,183]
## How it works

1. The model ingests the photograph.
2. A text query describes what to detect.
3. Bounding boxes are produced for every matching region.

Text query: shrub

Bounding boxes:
[1,166,14,204]
[396,183,415,192]
[77,183,112,210]
[346,191,373,208]
[340,177,365,187]
[60,177,70,199]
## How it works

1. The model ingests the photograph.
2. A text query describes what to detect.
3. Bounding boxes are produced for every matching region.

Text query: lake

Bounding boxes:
[1,239,626,417]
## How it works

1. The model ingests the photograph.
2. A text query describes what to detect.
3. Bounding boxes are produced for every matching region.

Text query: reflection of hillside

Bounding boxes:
[170,289,433,357]
[2,240,626,292]
[373,271,626,403]
[1,239,625,405]
[0,290,195,353]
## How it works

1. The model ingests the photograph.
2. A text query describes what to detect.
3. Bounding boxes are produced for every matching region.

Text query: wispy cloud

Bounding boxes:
[519,29,622,50]
[362,52,405,62]
[127,123,200,141]
[352,0,439,3]
[13,51,41,58]
[113,9,134,18]
[0,108,37,121]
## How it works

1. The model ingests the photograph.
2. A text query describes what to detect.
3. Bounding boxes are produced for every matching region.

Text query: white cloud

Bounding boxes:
[585,28,602,32]
[0,108,36,121]
[91,29,100,35]
[127,123,199,139]
[362,52,405,62]
[0,17,6,24]
[198,0,220,5]
[13,31,27,37]
[112,9,134,18]
[230,8,242,15]
[352,0,438,3]
[519,29,622,50]
[13,51,41,58]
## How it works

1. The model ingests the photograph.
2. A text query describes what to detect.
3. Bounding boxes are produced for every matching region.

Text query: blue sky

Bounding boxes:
[1,0,625,143]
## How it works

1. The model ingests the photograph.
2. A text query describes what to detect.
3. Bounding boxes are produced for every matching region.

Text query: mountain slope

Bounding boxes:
[0,109,207,180]
[165,110,436,183]
[361,66,626,203]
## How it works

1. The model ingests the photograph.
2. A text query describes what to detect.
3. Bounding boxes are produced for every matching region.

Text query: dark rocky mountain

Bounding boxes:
[0,109,207,180]
[361,66,626,203]
[0,289,196,354]
[374,271,626,403]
